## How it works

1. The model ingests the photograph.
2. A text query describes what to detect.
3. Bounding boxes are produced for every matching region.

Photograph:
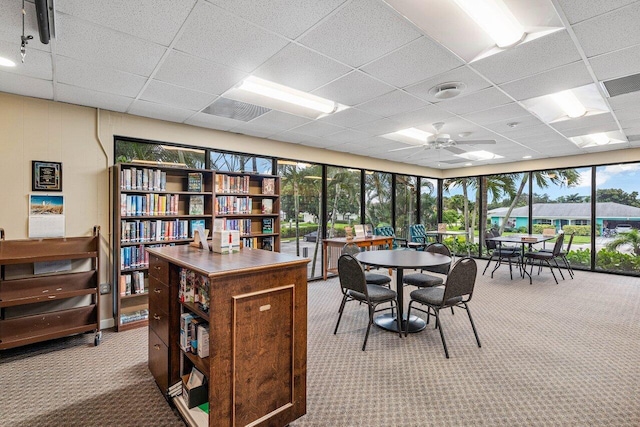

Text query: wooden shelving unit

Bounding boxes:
[0,227,102,350]
[112,163,213,331]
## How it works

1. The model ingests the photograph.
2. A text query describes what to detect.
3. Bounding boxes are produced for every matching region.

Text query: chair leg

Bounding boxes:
[553,258,565,280]
[394,300,402,339]
[545,260,558,284]
[482,256,494,275]
[464,303,481,349]
[405,301,413,337]
[362,304,374,351]
[563,255,574,278]
[433,308,449,358]
[333,295,348,334]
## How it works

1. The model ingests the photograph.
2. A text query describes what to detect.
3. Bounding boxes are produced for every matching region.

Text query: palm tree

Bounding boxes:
[606,229,640,256]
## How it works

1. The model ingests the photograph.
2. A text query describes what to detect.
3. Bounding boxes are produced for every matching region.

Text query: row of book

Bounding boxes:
[121,219,190,243]
[119,271,145,296]
[241,236,274,251]
[120,243,175,270]
[121,167,167,191]
[222,218,253,235]
[179,268,210,312]
[120,193,180,217]
[120,309,149,325]
[215,174,250,194]
[180,313,210,359]
[215,196,251,215]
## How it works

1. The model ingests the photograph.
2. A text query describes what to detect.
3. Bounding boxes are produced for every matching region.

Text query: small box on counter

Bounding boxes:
[182,373,207,409]
[212,230,240,254]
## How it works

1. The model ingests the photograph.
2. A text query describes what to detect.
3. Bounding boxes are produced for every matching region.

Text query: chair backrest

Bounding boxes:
[490,228,501,238]
[375,225,395,237]
[484,231,497,250]
[542,228,556,237]
[565,232,575,252]
[425,243,452,275]
[338,254,368,296]
[341,242,361,256]
[409,224,427,242]
[442,257,478,305]
[551,232,565,256]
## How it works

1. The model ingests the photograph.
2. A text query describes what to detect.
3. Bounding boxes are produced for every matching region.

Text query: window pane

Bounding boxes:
[443,177,478,256]
[326,167,361,238]
[395,175,417,239]
[115,140,205,169]
[420,177,438,231]
[483,173,524,256]
[277,160,323,279]
[595,164,640,275]
[211,151,272,173]
[364,171,392,230]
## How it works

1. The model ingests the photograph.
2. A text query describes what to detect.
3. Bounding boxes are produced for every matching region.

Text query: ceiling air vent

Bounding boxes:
[202,97,270,122]
[602,73,640,97]
[429,82,467,100]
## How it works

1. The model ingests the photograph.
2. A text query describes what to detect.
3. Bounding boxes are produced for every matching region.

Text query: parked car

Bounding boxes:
[304,231,318,242]
[615,224,633,233]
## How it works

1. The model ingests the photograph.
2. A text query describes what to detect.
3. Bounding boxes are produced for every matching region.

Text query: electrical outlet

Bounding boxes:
[100,283,111,295]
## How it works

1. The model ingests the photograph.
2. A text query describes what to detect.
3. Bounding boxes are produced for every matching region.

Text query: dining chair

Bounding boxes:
[341,243,391,287]
[539,232,575,279]
[374,225,407,249]
[334,254,401,351]
[409,224,434,249]
[405,257,481,358]
[403,243,452,288]
[482,231,521,279]
[523,233,565,284]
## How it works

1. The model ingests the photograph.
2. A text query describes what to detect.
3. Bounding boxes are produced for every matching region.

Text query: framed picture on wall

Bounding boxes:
[32,161,62,192]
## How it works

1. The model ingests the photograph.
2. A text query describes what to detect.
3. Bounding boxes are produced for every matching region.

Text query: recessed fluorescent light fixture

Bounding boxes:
[551,90,586,119]
[520,84,609,123]
[0,56,16,67]
[453,0,525,48]
[569,131,627,149]
[224,76,347,120]
[381,127,433,145]
[522,155,532,159]
[455,150,504,161]
[464,163,473,167]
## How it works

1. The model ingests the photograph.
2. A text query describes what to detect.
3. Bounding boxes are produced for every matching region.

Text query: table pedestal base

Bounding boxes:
[374,313,426,333]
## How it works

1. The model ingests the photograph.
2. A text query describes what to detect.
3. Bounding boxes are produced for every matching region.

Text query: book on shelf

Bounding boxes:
[190,219,206,238]
[262,236,273,251]
[262,218,273,234]
[197,324,210,358]
[187,367,205,389]
[262,178,275,195]
[188,173,203,192]
[261,199,273,214]
[189,195,205,215]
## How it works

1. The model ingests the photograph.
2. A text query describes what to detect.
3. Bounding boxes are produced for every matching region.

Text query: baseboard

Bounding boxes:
[101,317,115,330]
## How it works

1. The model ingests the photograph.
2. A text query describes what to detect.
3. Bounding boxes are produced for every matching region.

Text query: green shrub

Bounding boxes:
[562,225,594,237]
[566,247,640,272]
[532,224,554,234]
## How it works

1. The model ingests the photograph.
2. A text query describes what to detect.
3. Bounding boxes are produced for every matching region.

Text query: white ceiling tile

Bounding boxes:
[462,103,531,125]
[186,111,248,131]
[325,129,369,143]
[436,88,513,115]
[298,0,421,67]
[353,117,405,136]
[361,37,464,88]
[355,90,429,117]
[56,56,147,97]
[206,0,346,39]
[141,80,216,112]
[499,61,593,101]
[0,0,50,52]
[312,71,394,106]
[154,51,246,96]
[56,83,133,112]
[175,2,288,73]
[317,108,382,128]
[229,122,275,138]
[590,44,640,82]
[614,107,640,122]
[550,113,618,133]
[471,30,582,84]
[572,2,640,57]
[555,0,638,24]
[609,91,640,116]
[387,104,454,128]
[253,43,351,92]
[246,110,311,133]
[404,66,492,102]
[298,137,342,149]
[0,40,51,80]
[289,120,345,137]
[269,131,310,144]
[128,100,196,123]
[0,71,53,99]
[56,13,166,76]
[483,114,544,134]
[56,0,196,46]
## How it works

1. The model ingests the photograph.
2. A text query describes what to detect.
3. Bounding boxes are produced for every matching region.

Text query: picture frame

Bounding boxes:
[32,161,62,192]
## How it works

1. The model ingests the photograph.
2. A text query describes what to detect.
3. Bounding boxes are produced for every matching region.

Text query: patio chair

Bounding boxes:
[539,231,574,279]
[409,224,434,250]
[523,233,565,284]
[483,231,522,280]
[374,225,407,249]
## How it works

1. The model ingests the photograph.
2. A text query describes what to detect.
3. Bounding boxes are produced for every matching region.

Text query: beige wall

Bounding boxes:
[3,91,640,325]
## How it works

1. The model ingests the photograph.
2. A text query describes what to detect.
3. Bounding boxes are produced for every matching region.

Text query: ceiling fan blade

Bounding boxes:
[444,146,466,154]
[457,139,496,145]
[388,145,425,152]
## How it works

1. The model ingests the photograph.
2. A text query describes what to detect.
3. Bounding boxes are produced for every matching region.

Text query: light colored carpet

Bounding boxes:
[1,265,639,426]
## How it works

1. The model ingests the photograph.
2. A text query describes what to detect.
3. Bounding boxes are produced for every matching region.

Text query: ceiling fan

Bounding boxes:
[389,122,496,155]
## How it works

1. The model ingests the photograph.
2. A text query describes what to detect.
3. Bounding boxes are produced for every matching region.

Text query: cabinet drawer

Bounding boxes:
[148,278,169,315]
[149,306,169,345]
[148,255,168,284]
[148,328,169,394]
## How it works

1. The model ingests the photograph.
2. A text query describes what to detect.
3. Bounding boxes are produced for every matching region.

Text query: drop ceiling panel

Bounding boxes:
[269,131,312,144]
[128,100,196,123]
[498,61,593,101]
[317,108,382,128]
[56,83,134,113]
[0,40,51,80]
[436,88,513,115]
[614,107,640,122]
[55,13,167,76]
[353,117,404,136]
[0,0,50,52]
[324,129,369,144]
[551,113,618,133]
[462,103,530,126]
[298,137,342,149]
[140,80,216,111]
[0,71,53,100]
[572,2,640,58]
[253,43,351,92]
[312,71,394,106]
[361,37,464,88]
[482,114,544,134]
[56,57,147,97]
[228,122,276,139]
[554,0,638,24]
[470,30,581,85]
[186,109,251,131]
[590,45,640,82]
[298,0,421,67]
[404,66,492,103]
[387,104,454,128]
[608,87,640,111]
[55,0,196,46]
[355,90,429,117]
[288,120,345,137]
[154,51,246,95]
[174,2,288,73]
[246,110,311,133]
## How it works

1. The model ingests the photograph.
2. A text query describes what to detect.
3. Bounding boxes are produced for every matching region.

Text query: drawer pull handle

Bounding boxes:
[154,266,161,270]
[154,344,160,350]
[153,314,161,320]
[154,288,162,294]
[42,289,49,293]
[56,288,63,291]
[47,295,56,299]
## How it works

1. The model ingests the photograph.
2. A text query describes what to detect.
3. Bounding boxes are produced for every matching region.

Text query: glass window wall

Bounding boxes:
[395,175,417,240]
[443,177,478,256]
[364,171,392,231]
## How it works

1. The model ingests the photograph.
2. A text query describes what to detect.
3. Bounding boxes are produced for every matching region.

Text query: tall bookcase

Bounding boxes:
[112,163,214,331]
[213,171,280,252]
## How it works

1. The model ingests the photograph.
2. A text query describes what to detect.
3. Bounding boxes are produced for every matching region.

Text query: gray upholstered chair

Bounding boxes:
[483,231,521,279]
[539,232,574,279]
[342,242,391,287]
[523,232,565,284]
[403,243,452,288]
[334,254,401,351]
[405,257,481,358]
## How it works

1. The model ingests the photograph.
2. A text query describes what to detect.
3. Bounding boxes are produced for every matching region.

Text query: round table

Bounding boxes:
[355,250,451,333]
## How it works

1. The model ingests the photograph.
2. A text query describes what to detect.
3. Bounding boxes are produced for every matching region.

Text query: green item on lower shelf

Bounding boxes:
[197,402,209,414]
